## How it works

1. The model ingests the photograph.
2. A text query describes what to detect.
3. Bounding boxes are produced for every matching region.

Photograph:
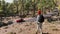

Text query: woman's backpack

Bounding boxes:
[38,15,44,23]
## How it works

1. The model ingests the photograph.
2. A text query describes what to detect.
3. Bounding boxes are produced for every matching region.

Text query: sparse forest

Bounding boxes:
[0,0,57,17]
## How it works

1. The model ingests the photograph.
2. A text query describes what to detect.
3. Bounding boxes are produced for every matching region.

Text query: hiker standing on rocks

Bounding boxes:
[36,9,44,34]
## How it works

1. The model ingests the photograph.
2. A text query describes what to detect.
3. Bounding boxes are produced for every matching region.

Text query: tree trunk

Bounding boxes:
[26,8,29,15]
[33,4,35,17]
[16,6,18,15]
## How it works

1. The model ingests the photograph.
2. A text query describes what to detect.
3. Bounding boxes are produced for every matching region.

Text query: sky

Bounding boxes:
[5,0,13,3]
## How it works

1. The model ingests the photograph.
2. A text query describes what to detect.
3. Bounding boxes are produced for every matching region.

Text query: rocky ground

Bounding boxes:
[0,22,38,34]
[0,17,60,34]
[42,21,60,34]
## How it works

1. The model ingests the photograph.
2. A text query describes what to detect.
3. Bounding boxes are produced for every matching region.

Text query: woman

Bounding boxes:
[36,9,44,34]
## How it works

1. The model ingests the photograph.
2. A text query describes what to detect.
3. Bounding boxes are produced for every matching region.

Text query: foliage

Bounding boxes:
[37,0,56,9]
[0,0,57,17]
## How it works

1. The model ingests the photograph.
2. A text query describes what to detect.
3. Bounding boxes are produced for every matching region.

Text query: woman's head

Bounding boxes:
[37,10,42,15]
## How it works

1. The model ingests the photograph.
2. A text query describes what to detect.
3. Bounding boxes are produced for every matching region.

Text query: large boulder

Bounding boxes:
[7,21,13,25]
[0,22,7,27]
